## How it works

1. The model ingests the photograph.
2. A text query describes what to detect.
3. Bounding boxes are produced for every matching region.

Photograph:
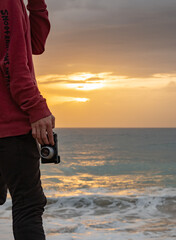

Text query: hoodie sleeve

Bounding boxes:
[7,0,51,123]
[27,0,51,55]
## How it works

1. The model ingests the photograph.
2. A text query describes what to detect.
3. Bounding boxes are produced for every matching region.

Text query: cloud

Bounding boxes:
[29,0,176,78]
[163,81,176,92]
[37,72,176,92]
[46,0,109,11]
[38,79,87,85]
[46,95,90,105]
[37,72,109,85]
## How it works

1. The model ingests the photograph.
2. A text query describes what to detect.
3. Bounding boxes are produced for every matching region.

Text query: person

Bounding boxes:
[0,0,54,239]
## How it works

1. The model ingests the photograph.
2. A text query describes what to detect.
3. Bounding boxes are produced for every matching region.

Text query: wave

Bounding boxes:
[2,187,176,218]
[43,187,176,219]
[1,187,176,239]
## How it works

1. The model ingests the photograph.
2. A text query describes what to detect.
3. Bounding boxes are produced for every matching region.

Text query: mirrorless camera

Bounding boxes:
[40,132,60,164]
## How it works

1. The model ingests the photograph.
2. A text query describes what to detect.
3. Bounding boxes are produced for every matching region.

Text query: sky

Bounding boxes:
[25,0,176,127]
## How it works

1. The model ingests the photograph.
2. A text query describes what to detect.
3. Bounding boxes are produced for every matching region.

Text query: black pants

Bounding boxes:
[0,130,47,240]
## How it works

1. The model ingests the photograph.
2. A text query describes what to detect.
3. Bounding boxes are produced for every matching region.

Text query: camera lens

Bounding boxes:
[41,146,55,159]
[41,148,50,157]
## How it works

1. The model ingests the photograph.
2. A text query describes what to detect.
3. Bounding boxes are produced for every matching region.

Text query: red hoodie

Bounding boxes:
[0,0,52,138]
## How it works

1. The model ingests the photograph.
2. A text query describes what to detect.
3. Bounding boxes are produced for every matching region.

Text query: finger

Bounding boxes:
[41,128,49,145]
[47,125,54,146]
[36,128,43,145]
[52,116,55,128]
[32,126,37,139]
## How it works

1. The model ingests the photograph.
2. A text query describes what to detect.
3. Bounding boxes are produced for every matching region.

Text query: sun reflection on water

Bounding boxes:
[41,174,165,198]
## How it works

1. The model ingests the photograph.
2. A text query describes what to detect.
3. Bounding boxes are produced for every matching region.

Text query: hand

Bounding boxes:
[31,114,55,145]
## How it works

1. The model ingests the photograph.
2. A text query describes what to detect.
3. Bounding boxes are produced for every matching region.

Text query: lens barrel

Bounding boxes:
[41,146,55,159]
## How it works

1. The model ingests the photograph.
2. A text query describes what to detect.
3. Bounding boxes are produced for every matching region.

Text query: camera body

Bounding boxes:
[40,132,60,164]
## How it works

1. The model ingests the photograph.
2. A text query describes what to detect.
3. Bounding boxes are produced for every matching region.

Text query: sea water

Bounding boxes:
[1,128,176,240]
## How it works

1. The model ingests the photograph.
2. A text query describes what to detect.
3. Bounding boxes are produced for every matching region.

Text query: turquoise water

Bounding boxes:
[42,128,176,189]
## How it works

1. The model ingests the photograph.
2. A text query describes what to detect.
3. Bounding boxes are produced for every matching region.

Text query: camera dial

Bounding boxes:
[41,146,55,160]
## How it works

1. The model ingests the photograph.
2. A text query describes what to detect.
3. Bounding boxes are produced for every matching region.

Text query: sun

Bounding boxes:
[66,72,105,91]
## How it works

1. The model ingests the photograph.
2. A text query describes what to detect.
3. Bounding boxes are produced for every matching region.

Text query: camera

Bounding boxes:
[40,132,60,164]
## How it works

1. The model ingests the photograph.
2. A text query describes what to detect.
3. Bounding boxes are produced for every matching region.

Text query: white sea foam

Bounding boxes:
[42,187,176,239]
[1,188,176,239]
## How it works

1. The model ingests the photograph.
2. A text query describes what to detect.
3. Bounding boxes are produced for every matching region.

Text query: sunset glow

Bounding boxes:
[75,98,89,102]
[31,0,176,128]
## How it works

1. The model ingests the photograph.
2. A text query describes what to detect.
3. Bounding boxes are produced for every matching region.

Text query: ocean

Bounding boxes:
[1,128,176,239]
